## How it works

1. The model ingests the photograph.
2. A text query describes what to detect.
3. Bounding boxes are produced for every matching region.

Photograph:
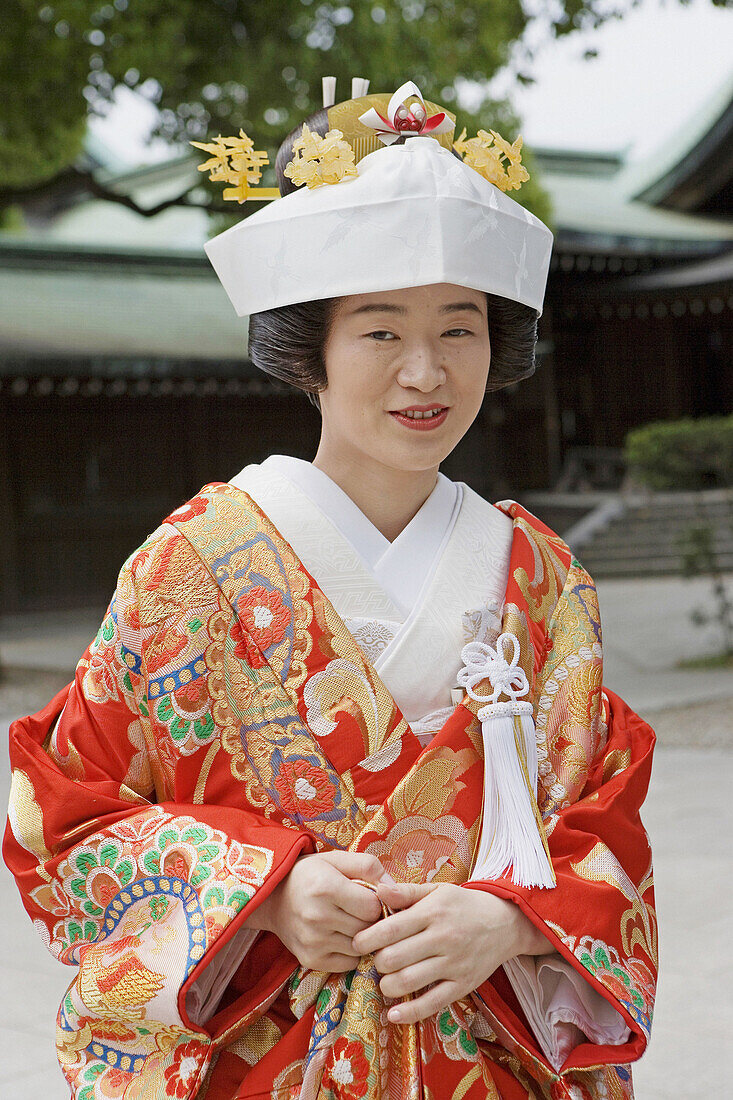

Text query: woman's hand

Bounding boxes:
[248,850,386,972]
[352,881,551,1024]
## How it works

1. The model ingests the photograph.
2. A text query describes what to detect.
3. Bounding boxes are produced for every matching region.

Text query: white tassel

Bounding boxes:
[457,634,556,890]
[322,76,337,108]
[351,76,370,98]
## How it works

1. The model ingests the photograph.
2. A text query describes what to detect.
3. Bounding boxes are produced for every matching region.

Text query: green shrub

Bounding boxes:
[624,416,733,490]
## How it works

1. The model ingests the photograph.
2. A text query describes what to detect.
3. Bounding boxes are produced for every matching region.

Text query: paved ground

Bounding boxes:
[0,573,731,1097]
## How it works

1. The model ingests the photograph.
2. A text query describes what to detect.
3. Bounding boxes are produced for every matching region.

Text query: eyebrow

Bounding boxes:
[347,301,484,316]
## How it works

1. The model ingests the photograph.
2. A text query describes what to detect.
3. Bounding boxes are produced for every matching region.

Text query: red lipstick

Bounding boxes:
[388,403,449,431]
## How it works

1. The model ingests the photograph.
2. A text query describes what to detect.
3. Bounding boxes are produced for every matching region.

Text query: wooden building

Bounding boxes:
[2,80,732,612]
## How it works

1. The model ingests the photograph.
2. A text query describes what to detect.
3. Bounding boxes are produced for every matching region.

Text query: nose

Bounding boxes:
[394,341,447,392]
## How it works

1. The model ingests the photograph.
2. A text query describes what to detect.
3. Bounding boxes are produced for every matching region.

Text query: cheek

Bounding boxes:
[324,340,387,408]
[322,360,383,423]
[460,347,491,402]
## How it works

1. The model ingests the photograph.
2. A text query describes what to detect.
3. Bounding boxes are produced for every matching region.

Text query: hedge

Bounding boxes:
[624,415,733,490]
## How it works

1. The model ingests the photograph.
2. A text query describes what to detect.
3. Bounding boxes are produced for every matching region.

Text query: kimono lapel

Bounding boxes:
[168,484,569,829]
[373,484,513,723]
[168,483,423,819]
[491,499,574,704]
[230,459,404,622]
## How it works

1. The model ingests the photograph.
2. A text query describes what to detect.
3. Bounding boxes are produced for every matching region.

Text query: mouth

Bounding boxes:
[388,404,450,431]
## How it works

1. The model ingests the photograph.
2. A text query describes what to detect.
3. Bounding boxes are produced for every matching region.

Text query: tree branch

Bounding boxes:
[0,165,235,218]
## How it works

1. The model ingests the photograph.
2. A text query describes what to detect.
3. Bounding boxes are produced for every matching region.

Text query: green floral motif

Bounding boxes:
[74,1061,107,1100]
[571,935,654,1036]
[437,1010,478,1057]
[438,1010,459,1037]
[155,695,215,747]
[149,894,170,921]
[66,840,136,918]
[200,882,253,913]
[99,615,116,646]
[581,944,644,1012]
[141,821,223,887]
[52,916,101,961]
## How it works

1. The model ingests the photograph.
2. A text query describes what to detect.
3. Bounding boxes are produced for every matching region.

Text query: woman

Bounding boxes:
[4,80,656,1100]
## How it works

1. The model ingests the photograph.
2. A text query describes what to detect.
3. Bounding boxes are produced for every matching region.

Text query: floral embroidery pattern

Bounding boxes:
[233,584,290,668]
[273,759,338,818]
[168,496,209,523]
[322,1037,370,1098]
[5,486,657,1100]
[164,1039,210,1097]
[561,933,655,1039]
[155,684,215,751]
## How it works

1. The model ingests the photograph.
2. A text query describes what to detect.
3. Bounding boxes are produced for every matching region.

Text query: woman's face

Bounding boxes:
[319,282,490,474]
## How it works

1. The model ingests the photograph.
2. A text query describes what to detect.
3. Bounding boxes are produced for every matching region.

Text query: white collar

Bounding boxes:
[255,455,460,615]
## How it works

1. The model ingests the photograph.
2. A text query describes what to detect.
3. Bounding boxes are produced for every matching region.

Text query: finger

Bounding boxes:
[321,850,385,884]
[377,881,435,911]
[352,904,430,955]
[322,932,362,959]
[373,931,438,975]
[330,909,375,939]
[387,981,460,1025]
[379,957,443,1000]
[333,878,383,922]
[301,929,362,963]
[324,952,366,973]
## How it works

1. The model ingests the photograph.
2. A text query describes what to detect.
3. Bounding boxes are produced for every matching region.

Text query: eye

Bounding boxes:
[443,327,473,337]
[367,330,398,341]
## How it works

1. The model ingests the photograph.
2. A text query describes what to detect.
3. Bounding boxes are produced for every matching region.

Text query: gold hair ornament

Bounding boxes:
[283,123,358,190]
[189,129,280,202]
[453,127,530,193]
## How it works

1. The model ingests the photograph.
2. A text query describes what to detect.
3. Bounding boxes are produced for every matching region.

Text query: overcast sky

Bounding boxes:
[91,0,733,167]
[497,0,733,159]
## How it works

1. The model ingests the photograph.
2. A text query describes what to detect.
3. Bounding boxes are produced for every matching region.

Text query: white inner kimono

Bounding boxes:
[190,454,629,1069]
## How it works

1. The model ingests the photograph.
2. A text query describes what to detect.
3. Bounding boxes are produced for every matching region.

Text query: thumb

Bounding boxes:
[376,880,436,911]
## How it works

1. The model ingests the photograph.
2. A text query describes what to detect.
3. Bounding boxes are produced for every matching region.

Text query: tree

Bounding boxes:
[4,0,724,222]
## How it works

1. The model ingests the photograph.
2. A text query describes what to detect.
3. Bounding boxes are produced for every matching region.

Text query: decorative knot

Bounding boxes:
[357,78,455,147]
[457,633,530,709]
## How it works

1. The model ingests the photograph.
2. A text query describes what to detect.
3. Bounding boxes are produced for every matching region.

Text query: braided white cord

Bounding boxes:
[457,632,530,717]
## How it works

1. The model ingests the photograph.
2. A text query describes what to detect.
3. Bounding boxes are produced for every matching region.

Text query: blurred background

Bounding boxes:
[0,1,731,1096]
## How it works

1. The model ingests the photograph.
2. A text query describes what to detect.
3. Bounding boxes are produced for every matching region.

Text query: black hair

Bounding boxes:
[248,293,537,410]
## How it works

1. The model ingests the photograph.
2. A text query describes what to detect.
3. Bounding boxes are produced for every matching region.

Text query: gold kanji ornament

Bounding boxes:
[190,129,280,202]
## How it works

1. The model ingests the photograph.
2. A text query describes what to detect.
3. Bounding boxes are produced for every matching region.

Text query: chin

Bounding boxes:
[385,442,455,473]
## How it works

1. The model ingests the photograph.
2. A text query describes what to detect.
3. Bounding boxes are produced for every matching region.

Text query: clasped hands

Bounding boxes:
[249,850,549,1025]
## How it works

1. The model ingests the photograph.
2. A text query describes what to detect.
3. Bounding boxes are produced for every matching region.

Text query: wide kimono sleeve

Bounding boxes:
[464,553,657,1089]
[3,523,314,1100]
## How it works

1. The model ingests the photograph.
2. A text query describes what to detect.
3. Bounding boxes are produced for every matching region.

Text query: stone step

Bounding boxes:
[553,491,733,577]
[608,516,733,531]
[579,556,733,577]
[591,533,733,552]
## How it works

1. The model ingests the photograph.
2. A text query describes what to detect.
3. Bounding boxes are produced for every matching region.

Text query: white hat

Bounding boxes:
[199,81,554,318]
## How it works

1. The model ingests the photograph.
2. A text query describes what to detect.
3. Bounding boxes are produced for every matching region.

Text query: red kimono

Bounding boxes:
[3,483,656,1100]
